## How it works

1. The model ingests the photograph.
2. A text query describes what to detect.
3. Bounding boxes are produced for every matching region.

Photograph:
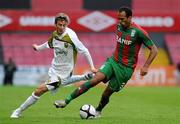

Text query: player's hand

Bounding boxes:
[140,66,148,76]
[32,44,38,51]
[91,67,98,73]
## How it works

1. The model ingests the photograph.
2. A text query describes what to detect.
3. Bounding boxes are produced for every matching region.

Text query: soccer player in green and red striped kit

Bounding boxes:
[54,7,158,118]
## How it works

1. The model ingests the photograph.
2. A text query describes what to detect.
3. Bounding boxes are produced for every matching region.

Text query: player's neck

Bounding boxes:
[57,31,63,35]
[129,22,133,28]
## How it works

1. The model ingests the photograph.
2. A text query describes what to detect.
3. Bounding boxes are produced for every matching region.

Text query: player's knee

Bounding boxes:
[90,77,102,86]
[90,73,106,85]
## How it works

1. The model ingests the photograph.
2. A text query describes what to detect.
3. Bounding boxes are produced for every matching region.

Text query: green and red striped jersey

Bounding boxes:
[113,22,154,69]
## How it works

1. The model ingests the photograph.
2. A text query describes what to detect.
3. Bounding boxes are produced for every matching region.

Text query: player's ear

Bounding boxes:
[54,23,58,28]
[128,16,132,20]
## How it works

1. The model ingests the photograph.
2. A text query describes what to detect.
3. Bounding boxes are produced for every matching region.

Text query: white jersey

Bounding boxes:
[46,28,94,79]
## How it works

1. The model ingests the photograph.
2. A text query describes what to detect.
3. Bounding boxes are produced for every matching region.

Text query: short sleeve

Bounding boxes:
[138,30,154,48]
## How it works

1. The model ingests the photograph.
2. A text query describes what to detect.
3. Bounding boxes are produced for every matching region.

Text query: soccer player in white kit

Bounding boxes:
[10,13,97,118]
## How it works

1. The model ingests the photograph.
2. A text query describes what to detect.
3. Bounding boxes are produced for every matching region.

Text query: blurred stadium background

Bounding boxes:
[0,0,180,86]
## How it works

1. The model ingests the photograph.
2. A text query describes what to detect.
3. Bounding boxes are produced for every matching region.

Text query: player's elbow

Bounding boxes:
[81,48,89,55]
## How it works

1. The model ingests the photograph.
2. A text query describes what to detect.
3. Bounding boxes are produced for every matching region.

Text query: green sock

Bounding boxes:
[65,81,92,104]
[65,95,72,104]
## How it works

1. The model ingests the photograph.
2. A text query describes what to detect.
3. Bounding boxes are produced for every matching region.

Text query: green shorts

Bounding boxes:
[99,57,134,92]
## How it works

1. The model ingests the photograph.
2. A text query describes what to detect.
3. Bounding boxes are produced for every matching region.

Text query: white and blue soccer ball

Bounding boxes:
[79,104,96,119]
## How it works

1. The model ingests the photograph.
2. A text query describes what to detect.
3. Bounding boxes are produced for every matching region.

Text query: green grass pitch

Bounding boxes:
[1,85,180,124]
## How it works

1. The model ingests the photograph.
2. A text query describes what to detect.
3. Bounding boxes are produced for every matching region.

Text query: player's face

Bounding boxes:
[55,20,68,34]
[118,11,132,28]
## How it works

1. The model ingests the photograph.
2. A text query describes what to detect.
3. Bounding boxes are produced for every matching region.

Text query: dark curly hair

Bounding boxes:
[118,6,132,17]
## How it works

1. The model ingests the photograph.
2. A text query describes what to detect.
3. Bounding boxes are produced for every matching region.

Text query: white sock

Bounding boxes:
[62,75,85,85]
[19,92,40,111]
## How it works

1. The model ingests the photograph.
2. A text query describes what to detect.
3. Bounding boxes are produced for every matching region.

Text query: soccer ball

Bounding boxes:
[79,104,96,119]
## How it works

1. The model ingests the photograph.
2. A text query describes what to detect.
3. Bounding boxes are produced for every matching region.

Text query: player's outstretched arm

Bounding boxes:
[32,42,50,51]
[32,44,39,51]
[140,44,158,76]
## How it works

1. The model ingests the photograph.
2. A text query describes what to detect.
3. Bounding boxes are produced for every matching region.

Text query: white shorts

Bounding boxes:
[45,67,72,92]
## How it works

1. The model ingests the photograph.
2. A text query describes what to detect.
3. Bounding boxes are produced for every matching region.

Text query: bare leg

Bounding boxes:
[96,86,114,112]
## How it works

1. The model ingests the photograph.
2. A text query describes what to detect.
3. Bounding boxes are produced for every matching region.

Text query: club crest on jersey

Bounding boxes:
[131,30,136,37]
[64,42,69,48]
